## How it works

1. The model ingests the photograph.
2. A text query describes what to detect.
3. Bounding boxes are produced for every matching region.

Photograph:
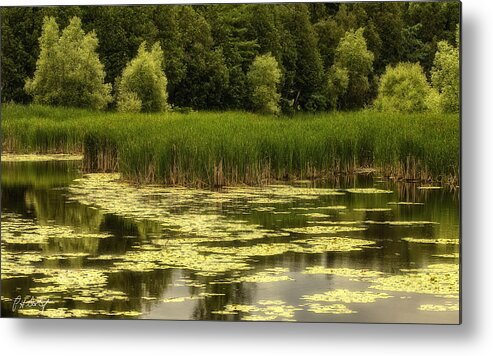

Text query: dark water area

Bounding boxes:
[1,159,460,323]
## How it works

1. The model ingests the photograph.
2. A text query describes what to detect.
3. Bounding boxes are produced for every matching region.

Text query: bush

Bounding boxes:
[425,88,442,113]
[247,53,282,115]
[24,17,111,110]
[373,62,434,113]
[116,91,142,113]
[116,42,169,112]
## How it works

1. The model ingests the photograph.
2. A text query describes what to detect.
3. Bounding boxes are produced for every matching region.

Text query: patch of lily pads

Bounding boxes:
[345,188,393,194]
[302,266,384,280]
[301,289,393,304]
[370,263,459,296]
[1,212,111,245]
[212,300,301,321]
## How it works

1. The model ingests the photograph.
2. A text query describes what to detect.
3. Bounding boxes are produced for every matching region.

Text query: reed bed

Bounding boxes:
[1,104,460,186]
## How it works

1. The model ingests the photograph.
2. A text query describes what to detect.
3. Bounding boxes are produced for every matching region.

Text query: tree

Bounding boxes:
[247,53,282,115]
[1,7,83,104]
[151,6,186,102]
[25,16,111,110]
[171,6,229,110]
[314,18,345,69]
[2,4,461,111]
[406,1,460,73]
[203,5,260,109]
[116,42,168,112]
[279,4,326,112]
[359,3,405,73]
[1,8,41,103]
[326,66,349,110]
[82,6,158,94]
[373,62,435,113]
[431,27,459,113]
[330,28,374,109]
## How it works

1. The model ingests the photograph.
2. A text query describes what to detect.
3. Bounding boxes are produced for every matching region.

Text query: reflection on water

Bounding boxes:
[1,159,460,323]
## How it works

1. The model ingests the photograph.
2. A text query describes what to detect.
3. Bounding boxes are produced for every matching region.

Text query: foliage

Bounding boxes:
[431,29,460,113]
[424,88,442,114]
[170,6,229,110]
[1,3,460,112]
[0,6,84,103]
[116,91,142,113]
[247,54,282,115]
[406,1,460,72]
[202,5,260,109]
[360,3,405,72]
[279,4,326,112]
[24,16,112,110]
[326,66,349,110]
[330,28,374,109]
[116,41,168,112]
[0,8,41,103]
[373,62,434,113]
[82,6,158,94]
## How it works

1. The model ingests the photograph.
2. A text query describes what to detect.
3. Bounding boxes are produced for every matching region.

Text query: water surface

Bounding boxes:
[1,159,460,323]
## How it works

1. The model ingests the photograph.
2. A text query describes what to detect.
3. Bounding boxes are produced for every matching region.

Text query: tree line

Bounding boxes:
[1,3,460,114]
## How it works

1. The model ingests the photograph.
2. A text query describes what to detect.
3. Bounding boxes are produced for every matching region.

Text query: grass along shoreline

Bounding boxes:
[1,104,459,187]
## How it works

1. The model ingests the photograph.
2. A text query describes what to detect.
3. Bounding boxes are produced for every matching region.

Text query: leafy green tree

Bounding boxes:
[330,28,374,109]
[326,66,349,110]
[247,53,282,115]
[431,27,459,113]
[116,42,168,112]
[25,16,111,109]
[315,4,375,70]
[373,62,435,113]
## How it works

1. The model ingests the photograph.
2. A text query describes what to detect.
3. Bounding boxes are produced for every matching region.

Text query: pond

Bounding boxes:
[1,158,460,323]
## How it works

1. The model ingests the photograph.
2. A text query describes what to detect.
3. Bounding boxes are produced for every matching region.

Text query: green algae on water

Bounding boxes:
[284,225,367,234]
[302,266,384,279]
[346,188,393,194]
[402,237,459,245]
[301,289,392,304]
[370,263,459,296]
[212,300,301,321]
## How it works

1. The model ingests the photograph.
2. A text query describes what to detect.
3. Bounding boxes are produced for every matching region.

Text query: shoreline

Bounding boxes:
[1,104,460,188]
[1,152,459,190]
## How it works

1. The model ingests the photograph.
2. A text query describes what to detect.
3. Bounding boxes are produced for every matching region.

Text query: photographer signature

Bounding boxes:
[12,295,50,312]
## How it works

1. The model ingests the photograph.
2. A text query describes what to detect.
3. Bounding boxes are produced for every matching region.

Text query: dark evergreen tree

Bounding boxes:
[279,4,326,112]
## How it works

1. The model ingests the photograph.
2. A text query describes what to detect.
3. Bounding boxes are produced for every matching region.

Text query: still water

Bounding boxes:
[1,158,460,323]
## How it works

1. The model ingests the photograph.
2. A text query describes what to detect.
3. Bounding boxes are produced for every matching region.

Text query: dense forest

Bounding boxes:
[1,2,460,113]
